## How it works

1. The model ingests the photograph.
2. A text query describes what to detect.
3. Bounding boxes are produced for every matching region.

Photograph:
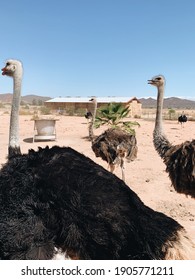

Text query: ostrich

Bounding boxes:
[88,97,138,182]
[0,60,194,260]
[84,109,93,124]
[148,75,195,198]
[178,112,187,127]
[85,110,92,119]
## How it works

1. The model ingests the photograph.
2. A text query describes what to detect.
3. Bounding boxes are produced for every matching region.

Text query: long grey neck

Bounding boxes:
[153,84,171,159]
[89,99,97,141]
[9,72,22,158]
[154,84,164,133]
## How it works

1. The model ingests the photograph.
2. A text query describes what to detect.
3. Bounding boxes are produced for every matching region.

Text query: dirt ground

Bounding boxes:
[0,114,194,257]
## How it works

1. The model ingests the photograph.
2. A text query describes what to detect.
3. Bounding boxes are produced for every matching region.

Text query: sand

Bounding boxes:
[0,114,194,256]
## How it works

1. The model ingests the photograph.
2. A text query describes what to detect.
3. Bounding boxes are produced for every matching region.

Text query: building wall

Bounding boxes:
[45,100,142,117]
[129,100,142,118]
[45,102,91,115]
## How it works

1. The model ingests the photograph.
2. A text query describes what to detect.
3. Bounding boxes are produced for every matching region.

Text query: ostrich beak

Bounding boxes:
[148,79,154,85]
[1,67,6,75]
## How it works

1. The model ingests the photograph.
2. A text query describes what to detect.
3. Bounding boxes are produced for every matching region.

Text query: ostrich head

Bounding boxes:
[2,59,23,78]
[89,97,97,114]
[148,75,165,87]
[89,97,97,103]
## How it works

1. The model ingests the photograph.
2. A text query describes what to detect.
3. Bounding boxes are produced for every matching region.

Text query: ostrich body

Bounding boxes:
[0,60,194,260]
[84,110,93,125]
[148,75,195,198]
[85,110,93,120]
[0,145,194,260]
[89,98,138,181]
[178,113,187,127]
[2,60,22,157]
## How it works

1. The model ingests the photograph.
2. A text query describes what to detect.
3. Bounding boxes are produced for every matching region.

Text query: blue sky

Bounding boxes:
[0,0,195,100]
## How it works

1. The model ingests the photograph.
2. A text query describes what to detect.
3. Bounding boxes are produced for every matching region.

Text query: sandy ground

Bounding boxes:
[0,114,194,257]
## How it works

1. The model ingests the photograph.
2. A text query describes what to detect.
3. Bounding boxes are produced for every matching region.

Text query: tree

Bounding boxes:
[94,103,140,134]
[38,99,44,106]
[32,99,37,106]
[168,108,176,120]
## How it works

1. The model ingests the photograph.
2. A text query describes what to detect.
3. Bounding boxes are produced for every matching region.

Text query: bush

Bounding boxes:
[39,106,51,115]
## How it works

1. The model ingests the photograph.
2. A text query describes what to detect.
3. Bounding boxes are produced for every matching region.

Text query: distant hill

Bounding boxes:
[1,93,195,109]
[22,95,51,104]
[139,97,195,109]
[0,93,13,103]
[0,93,51,104]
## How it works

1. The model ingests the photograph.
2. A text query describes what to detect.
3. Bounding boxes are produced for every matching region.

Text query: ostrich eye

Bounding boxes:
[156,77,161,80]
[6,62,10,66]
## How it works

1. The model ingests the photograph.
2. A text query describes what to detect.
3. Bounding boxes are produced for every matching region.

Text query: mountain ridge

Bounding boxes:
[139,97,195,108]
[0,93,51,104]
[0,93,195,108]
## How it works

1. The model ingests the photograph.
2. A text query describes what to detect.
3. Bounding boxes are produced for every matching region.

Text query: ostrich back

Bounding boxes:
[0,145,188,260]
[92,128,138,164]
[164,139,195,198]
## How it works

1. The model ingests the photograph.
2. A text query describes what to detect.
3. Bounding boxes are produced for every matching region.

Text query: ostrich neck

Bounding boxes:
[155,84,164,133]
[153,84,171,159]
[89,100,97,141]
[9,72,22,156]
[91,100,97,125]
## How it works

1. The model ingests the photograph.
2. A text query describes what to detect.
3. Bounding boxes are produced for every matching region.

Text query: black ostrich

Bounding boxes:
[148,75,195,198]
[88,98,138,182]
[178,112,187,127]
[84,110,93,124]
[1,145,194,260]
[0,60,194,260]
[85,110,93,120]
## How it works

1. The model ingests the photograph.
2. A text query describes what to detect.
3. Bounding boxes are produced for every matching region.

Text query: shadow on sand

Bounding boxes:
[23,137,34,143]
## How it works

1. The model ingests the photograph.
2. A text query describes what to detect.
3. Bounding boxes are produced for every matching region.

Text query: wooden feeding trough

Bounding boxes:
[33,118,59,142]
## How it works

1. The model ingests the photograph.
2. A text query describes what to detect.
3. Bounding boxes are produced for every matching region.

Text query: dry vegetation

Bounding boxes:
[142,108,195,121]
[1,101,195,120]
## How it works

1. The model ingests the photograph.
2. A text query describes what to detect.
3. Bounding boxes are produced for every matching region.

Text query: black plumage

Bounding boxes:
[85,111,93,119]
[178,114,187,127]
[0,145,193,259]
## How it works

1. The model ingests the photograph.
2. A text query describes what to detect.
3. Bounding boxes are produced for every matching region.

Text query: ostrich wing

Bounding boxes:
[164,140,195,197]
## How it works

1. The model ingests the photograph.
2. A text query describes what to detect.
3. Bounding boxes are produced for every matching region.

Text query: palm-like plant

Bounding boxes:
[94,103,140,134]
